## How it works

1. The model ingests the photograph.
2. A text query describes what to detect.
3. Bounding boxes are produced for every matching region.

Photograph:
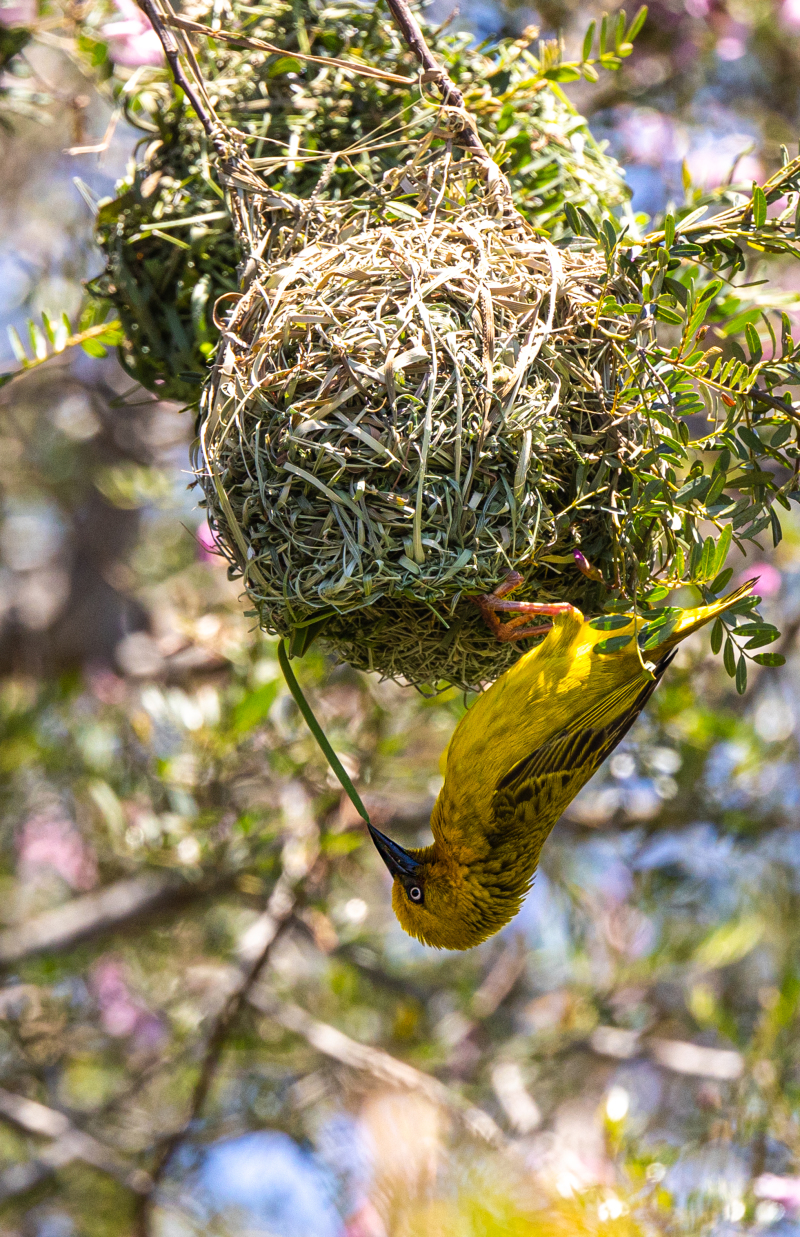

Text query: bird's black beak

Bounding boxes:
[368,824,421,880]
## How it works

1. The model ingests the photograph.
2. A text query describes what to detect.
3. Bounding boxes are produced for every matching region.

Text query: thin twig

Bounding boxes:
[250,992,508,1149]
[0,871,222,965]
[167,15,416,85]
[135,0,219,146]
[0,1088,151,1202]
[133,874,301,1237]
[381,0,513,208]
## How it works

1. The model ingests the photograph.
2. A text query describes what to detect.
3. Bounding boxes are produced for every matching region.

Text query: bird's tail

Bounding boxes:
[642,578,758,657]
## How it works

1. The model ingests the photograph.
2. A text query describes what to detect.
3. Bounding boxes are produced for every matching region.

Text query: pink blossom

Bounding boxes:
[0,0,35,25]
[90,958,166,1051]
[573,549,604,582]
[685,146,762,191]
[755,1174,800,1210]
[783,0,800,29]
[716,35,745,60]
[345,1201,388,1237]
[92,960,140,1036]
[684,0,709,15]
[101,0,164,67]
[196,518,223,563]
[87,668,127,705]
[618,109,677,166]
[18,810,98,891]
[738,563,781,597]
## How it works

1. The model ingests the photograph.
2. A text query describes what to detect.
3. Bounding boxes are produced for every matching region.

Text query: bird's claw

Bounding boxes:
[471,571,580,643]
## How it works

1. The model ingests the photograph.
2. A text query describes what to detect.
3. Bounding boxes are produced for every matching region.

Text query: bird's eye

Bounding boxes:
[408,885,423,903]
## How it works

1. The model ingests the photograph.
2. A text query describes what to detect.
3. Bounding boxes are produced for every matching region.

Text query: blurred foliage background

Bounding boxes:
[5,0,800,1235]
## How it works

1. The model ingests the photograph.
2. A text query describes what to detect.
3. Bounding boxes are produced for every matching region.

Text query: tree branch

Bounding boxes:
[250,992,508,1150]
[166,15,415,85]
[382,0,514,209]
[0,1087,151,1202]
[0,871,235,966]
[133,872,304,1237]
[135,0,218,142]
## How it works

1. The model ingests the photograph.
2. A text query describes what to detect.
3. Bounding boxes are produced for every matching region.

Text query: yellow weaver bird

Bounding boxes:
[369,572,755,950]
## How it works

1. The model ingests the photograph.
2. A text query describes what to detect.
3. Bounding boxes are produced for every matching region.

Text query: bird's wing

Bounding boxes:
[489,651,675,845]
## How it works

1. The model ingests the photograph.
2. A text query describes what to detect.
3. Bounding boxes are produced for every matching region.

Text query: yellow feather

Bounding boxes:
[382,580,756,950]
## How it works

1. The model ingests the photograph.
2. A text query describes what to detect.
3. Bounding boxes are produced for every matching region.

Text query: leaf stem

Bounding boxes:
[277,639,370,824]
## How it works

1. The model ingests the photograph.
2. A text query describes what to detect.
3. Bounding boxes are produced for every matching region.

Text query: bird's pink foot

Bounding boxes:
[471,571,580,643]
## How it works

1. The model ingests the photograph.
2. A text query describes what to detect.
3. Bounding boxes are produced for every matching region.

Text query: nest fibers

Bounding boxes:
[198,159,647,689]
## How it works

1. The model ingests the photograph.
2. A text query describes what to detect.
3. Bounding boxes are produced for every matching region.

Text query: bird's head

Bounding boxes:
[368,824,527,951]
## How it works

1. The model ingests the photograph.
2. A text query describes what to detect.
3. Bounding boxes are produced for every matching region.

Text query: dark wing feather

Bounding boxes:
[490,651,675,845]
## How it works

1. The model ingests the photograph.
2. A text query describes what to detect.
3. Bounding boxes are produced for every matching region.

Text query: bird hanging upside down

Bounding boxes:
[369,572,755,950]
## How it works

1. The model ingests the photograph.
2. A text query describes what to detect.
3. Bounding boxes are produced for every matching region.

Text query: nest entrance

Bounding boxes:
[199,157,645,688]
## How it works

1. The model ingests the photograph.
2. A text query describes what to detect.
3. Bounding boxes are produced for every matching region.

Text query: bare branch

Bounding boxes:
[135,0,218,142]
[250,993,508,1150]
[470,936,527,1018]
[0,871,231,965]
[382,0,515,210]
[133,873,304,1237]
[167,15,415,85]
[0,1087,151,1202]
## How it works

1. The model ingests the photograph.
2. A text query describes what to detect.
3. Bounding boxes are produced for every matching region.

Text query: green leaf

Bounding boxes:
[728,469,776,489]
[738,426,763,454]
[655,304,684,325]
[601,219,618,252]
[745,322,763,360]
[771,508,783,547]
[543,64,582,82]
[697,536,716,580]
[724,637,736,677]
[564,202,582,235]
[727,595,761,615]
[753,652,786,666]
[711,524,732,576]
[744,630,781,650]
[599,12,608,54]
[577,208,600,239]
[698,280,724,304]
[735,654,748,695]
[710,618,723,654]
[626,5,648,40]
[232,680,280,733]
[664,214,675,248]
[588,614,632,631]
[267,55,304,75]
[582,19,596,61]
[710,567,733,595]
[705,471,727,505]
[81,339,108,359]
[640,618,679,650]
[384,202,422,221]
[713,447,731,475]
[7,326,26,364]
[594,634,634,655]
[752,184,767,228]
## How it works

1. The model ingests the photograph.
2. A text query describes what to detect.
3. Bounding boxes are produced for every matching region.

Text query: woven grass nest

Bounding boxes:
[198,154,646,689]
[90,0,628,404]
